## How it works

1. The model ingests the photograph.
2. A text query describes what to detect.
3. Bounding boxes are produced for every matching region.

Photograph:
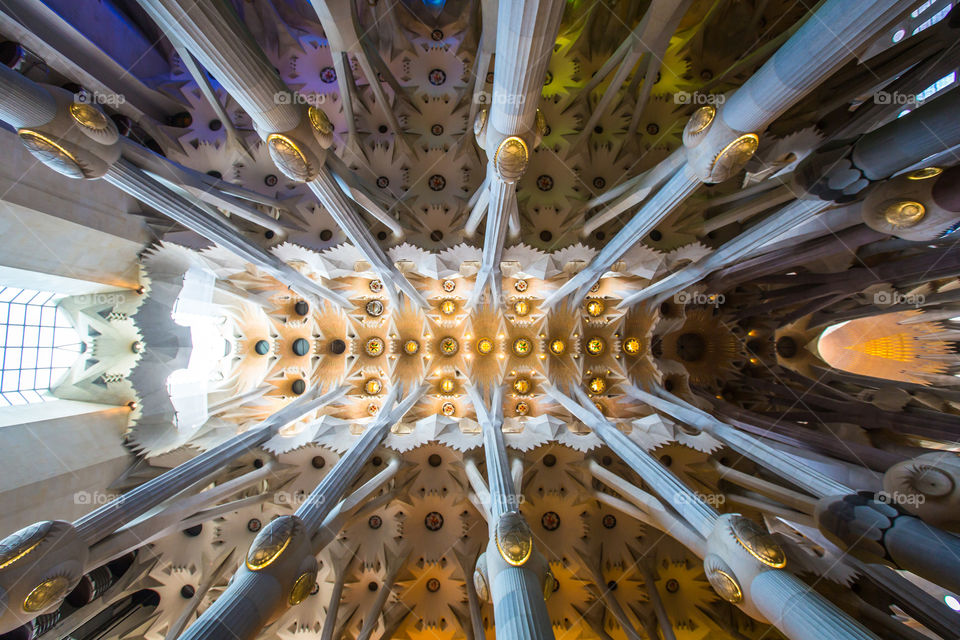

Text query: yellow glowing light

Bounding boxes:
[365,337,384,356]
[585,299,605,317]
[907,167,942,180]
[514,300,530,316]
[440,299,457,315]
[440,337,459,356]
[549,339,565,355]
[23,577,71,613]
[513,378,532,394]
[364,378,382,395]
[623,338,641,355]
[404,340,420,355]
[477,338,494,354]
[513,337,533,356]
[440,378,456,394]
[586,337,606,356]
[588,377,607,394]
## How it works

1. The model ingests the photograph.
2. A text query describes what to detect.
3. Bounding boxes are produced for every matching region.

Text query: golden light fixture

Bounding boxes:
[585,299,605,317]
[439,337,459,356]
[623,337,641,355]
[23,576,71,613]
[730,517,787,569]
[907,167,942,180]
[246,517,297,570]
[440,299,457,315]
[882,200,926,228]
[514,300,530,316]
[588,377,607,394]
[403,339,420,355]
[364,378,382,395]
[513,377,532,395]
[495,512,533,566]
[477,338,494,355]
[289,571,317,605]
[586,337,606,355]
[515,401,530,416]
[439,378,456,394]
[549,339,565,355]
[364,337,385,356]
[513,337,533,356]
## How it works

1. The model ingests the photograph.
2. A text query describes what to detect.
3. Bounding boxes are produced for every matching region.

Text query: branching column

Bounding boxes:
[468,385,554,640]
[0,387,346,634]
[133,0,425,307]
[545,383,880,640]
[543,0,912,308]
[468,0,565,307]
[175,385,424,640]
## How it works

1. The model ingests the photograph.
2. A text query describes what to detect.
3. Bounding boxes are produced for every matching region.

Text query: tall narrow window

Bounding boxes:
[0,287,83,406]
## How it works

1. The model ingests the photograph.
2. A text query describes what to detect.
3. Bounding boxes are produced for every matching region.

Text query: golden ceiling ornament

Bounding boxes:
[246,516,299,570]
[367,403,379,416]
[439,337,459,356]
[535,108,547,138]
[514,300,530,316]
[18,130,88,179]
[441,401,456,416]
[585,298,605,317]
[881,200,926,228]
[588,377,607,394]
[513,377,531,395]
[707,133,759,182]
[907,167,942,180]
[266,133,315,182]
[495,511,534,566]
[23,576,71,613]
[729,516,787,568]
[477,338,494,355]
[623,337,642,355]
[473,108,488,136]
[288,571,317,605]
[69,102,109,131]
[513,337,533,357]
[439,378,456,394]
[442,279,456,292]
[403,339,420,355]
[364,378,382,395]
[704,554,743,604]
[549,339,566,355]
[307,106,333,135]
[364,337,385,357]
[0,521,52,570]
[586,337,606,356]
[494,136,529,182]
[515,401,529,416]
[687,105,716,137]
[514,280,528,292]
[440,299,457,315]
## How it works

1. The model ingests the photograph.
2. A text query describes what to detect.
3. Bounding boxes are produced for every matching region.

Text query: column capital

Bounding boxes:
[682,105,759,184]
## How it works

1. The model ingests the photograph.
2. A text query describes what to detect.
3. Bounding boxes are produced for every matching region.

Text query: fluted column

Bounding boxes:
[543,0,912,309]
[0,63,56,128]
[468,385,554,640]
[545,384,879,640]
[0,386,346,634]
[175,385,424,640]
[105,159,351,308]
[133,0,425,307]
[469,0,565,306]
